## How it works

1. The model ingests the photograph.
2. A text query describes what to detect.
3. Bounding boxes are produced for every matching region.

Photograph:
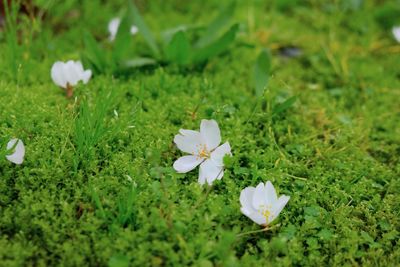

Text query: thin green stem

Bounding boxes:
[237,224,281,238]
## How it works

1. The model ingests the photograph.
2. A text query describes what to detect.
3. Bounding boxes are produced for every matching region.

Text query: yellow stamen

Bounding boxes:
[262,209,271,219]
[259,205,273,224]
[197,144,210,159]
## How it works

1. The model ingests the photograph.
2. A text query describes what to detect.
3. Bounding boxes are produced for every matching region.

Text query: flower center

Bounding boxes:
[197,144,210,159]
[259,205,273,223]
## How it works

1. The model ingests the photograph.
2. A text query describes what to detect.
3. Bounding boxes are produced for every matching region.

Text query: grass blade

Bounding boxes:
[82,31,107,74]
[272,96,297,116]
[195,1,236,48]
[127,1,160,58]
[165,31,191,65]
[90,185,106,219]
[254,49,271,96]
[112,13,133,66]
[2,0,21,81]
[122,57,157,68]
[192,23,238,64]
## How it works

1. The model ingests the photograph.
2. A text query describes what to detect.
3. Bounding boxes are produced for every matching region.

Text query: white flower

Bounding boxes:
[51,60,92,89]
[108,17,139,41]
[392,26,400,43]
[240,181,290,226]
[5,138,25,165]
[173,119,231,185]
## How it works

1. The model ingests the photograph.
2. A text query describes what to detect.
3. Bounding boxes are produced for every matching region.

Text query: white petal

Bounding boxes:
[270,195,290,223]
[240,187,256,215]
[51,62,67,88]
[82,70,92,84]
[173,155,203,173]
[108,18,121,41]
[174,129,203,155]
[393,26,400,43]
[130,25,138,35]
[210,142,231,166]
[252,182,267,209]
[264,181,278,206]
[245,211,267,225]
[5,139,25,165]
[200,119,221,151]
[74,61,85,72]
[74,61,91,84]
[198,159,223,185]
[62,61,74,86]
[68,60,83,86]
[179,129,199,136]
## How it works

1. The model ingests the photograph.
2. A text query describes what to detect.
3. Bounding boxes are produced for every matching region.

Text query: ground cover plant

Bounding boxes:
[0,0,400,266]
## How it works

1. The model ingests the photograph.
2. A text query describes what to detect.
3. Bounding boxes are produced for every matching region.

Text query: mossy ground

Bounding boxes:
[0,1,399,266]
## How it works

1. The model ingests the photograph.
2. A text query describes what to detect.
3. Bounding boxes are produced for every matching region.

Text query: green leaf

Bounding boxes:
[161,24,200,44]
[122,57,157,68]
[127,1,160,57]
[165,31,191,65]
[272,96,297,116]
[254,49,271,96]
[196,1,236,48]
[82,31,107,74]
[112,13,133,64]
[192,23,238,64]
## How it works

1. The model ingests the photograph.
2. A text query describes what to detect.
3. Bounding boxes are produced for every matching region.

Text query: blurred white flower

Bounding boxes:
[6,138,25,165]
[51,60,92,98]
[392,26,400,43]
[240,181,290,226]
[173,119,231,185]
[108,17,139,41]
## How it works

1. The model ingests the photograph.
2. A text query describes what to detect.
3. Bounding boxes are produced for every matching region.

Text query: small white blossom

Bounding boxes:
[6,138,25,165]
[108,17,139,41]
[392,26,400,43]
[240,181,290,226]
[51,60,92,89]
[173,119,231,185]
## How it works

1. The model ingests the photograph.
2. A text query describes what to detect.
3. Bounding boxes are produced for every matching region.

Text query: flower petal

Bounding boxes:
[200,119,221,151]
[240,186,256,215]
[264,181,278,206]
[5,139,25,165]
[210,142,231,166]
[108,18,121,41]
[130,25,139,35]
[63,61,73,86]
[65,60,80,86]
[198,159,223,185]
[245,211,267,225]
[82,69,92,84]
[252,182,267,209]
[173,155,203,173]
[74,61,84,73]
[393,26,400,43]
[270,195,290,223]
[51,62,67,88]
[174,129,203,155]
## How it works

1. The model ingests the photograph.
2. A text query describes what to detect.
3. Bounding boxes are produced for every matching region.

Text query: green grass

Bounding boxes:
[0,0,399,266]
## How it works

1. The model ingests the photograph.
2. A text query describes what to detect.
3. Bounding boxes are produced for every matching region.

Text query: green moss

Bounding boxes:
[0,0,399,266]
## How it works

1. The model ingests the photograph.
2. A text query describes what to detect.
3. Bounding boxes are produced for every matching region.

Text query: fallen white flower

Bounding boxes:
[6,138,25,165]
[50,60,92,98]
[392,26,400,43]
[173,119,231,185]
[108,17,139,41]
[240,181,290,226]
